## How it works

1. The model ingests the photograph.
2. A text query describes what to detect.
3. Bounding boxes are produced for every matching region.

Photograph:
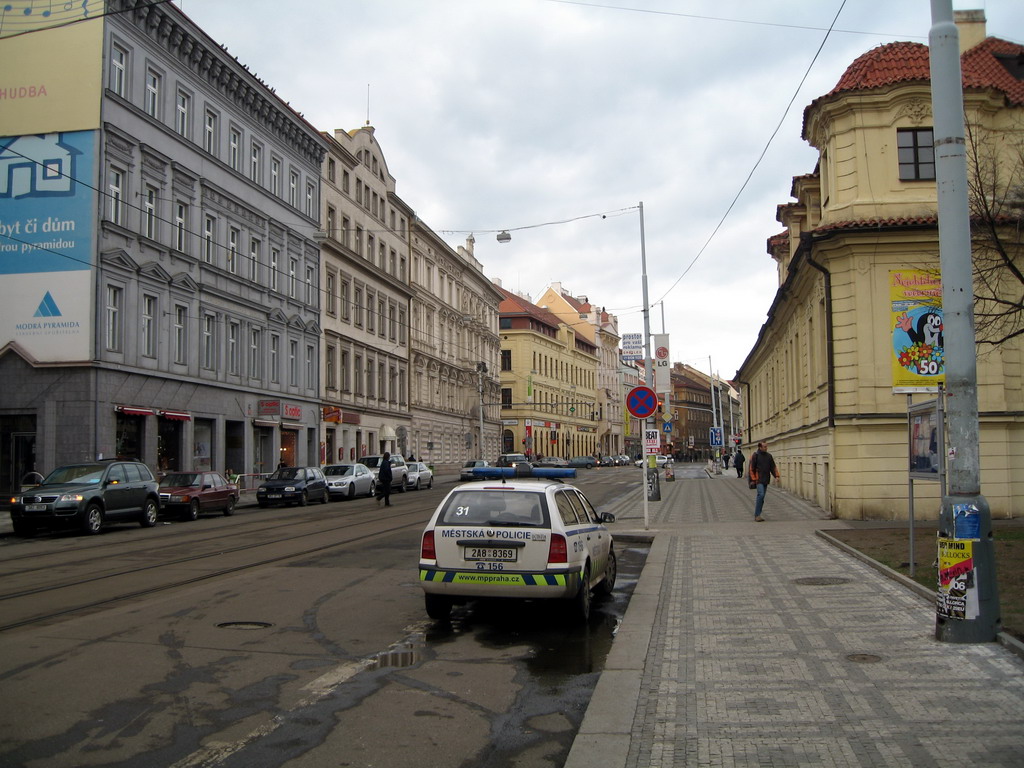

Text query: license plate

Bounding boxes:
[267,494,282,499]
[465,547,518,562]
[25,504,47,512]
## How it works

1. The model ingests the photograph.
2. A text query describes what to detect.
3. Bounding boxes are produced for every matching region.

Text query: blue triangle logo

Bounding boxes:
[34,291,61,318]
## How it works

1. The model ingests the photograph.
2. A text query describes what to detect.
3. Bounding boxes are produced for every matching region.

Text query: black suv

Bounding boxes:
[9,461,161,536]
[256,466,329,507]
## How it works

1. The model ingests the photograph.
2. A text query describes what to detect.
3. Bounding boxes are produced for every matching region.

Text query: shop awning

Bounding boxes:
[281,422,305,430]
[159,410,191,421]
[253,419,278,428]
[380,424,397,441]
[115,406,155,417]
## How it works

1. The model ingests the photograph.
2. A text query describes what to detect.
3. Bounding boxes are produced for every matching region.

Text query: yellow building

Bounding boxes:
[737,12,1024,519]
[497,286,599,459]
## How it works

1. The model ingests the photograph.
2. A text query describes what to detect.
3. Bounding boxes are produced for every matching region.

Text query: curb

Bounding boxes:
[815,529,1024,662]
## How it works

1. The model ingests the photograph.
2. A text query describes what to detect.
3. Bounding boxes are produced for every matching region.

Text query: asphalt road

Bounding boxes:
[0,468,648,768]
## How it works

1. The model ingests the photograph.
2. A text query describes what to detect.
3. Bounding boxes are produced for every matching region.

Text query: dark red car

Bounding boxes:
[158,472,238,520]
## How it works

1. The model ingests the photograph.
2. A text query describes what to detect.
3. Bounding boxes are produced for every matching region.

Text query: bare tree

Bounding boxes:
[966,117,1024,346]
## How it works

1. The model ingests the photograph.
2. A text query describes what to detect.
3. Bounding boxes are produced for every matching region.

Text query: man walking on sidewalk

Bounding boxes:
[749,442,780,522]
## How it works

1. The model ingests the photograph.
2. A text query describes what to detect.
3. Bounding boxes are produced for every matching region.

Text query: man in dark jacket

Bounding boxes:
[378,452,393,507]
[748,442,780,522]
[733,448,745,478]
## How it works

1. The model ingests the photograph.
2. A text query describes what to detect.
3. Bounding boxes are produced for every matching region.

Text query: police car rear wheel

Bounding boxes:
[573,564,592,623]
[425,594,452,621]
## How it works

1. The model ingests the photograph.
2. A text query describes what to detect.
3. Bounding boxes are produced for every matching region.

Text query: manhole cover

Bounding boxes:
[793,576,851,586]
[217,621,273,630]
[846,653,883,664]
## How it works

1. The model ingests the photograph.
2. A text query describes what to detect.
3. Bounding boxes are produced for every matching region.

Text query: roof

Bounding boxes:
[497,286,563,330]
[803,36,1024,138]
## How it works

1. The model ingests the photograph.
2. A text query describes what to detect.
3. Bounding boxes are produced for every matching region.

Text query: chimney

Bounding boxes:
[954,9,986,54]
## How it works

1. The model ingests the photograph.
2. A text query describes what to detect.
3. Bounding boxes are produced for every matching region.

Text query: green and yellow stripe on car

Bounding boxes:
[419,568,578,587]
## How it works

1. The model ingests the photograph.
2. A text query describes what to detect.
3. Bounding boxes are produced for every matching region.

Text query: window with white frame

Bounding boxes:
[341,278,350,321]
[228,321,239,375]
[229,127,241,171]
[288,170,299,207]
[271,157,281,196]
[144,185,157,240]
[228,227,239,274]
[270,247,279,291]
[326,206,336,240]
[326,345,336,389]
[341,216,350,248]
[250,141,262,184]
[204,109,218,155]
[270,334,280,383]
[174,305,187,364]
[289,257,297,298]
[249,238,260,282]
[249,327,262,379]
[107,168,124,225]
[398,308,407,344]
[175,88,191,138]
[145,67,160,117]
[142,294,157,357]
[366,359,375,399]
[378,299,386,337]
[105,285,122,352]
[305,182,315,217]
[305,344,314,388]
[204,215,215,263]
[378,362,386,401]
[366,292,375,333]
[354,354,363,395]
[326,272,336,317]
[110,44,127,97]
[353,287,363,327]
[289,340,298,386]
[305,265,315,305]
[341,349,350,391]
[202,313,216,369]
[174,202,188,252]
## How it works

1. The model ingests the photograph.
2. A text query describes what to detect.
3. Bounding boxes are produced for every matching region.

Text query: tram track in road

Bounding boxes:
[0,504,429,634]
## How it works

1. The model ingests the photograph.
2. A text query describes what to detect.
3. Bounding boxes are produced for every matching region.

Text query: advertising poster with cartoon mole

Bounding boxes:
[890,270,945,389]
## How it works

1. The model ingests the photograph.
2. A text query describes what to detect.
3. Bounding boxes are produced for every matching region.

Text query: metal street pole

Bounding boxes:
[929,0,999,642]
[639,202,652,530]
[477,362,486,459]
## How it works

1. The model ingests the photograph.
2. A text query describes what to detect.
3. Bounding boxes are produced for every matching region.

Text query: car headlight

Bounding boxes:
[284,485,296,492]
[58,493,84,503]
[170,494,190,503]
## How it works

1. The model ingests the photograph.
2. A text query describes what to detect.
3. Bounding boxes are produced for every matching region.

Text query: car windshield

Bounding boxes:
[43,464,106,485]
[270,467,301,480]
[438,489,547,527]
[161,473,201,487]
[324,466,354,477]
[360,457,382,469]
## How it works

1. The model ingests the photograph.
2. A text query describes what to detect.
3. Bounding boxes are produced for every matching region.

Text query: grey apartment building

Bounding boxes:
[0,0,327,488]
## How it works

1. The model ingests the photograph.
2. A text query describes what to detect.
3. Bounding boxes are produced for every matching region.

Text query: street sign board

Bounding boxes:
[709,426,723,447]
[621,332,643,362]
[663,421,673,433]
[626,385,659,419]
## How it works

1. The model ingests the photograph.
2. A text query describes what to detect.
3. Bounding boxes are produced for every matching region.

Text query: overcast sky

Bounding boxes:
[175,0,1024,379]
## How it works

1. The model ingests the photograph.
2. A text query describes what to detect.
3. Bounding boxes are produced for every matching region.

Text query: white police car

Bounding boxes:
[418,478,616,622]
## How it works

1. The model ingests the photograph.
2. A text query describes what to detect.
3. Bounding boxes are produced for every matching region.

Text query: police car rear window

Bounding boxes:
[438,490,548,527]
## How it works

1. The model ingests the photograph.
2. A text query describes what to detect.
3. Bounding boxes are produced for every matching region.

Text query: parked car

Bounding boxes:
[635,455,672,468]
[159,471,238,520]
[9,460,161,536]
[419,478,617,622]
[256,466,329,507]
[323,463,375,500]
[568,456,598,469]
[459,459,491,481]
[406,461,434,490]
[534,456,569,468]
[596,456,617,467]
[358,454,408,492]
[495,453,532,468]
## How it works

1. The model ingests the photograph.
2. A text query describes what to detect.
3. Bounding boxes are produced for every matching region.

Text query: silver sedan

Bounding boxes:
[323,463,376,499]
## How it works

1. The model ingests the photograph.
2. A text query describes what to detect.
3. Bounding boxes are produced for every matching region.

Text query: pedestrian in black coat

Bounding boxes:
[377,452,393,507]
[734,449,745,478]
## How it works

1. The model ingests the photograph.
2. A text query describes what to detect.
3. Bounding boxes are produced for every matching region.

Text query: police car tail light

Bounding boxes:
[548,534,568,564]
[421,530,436,560]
